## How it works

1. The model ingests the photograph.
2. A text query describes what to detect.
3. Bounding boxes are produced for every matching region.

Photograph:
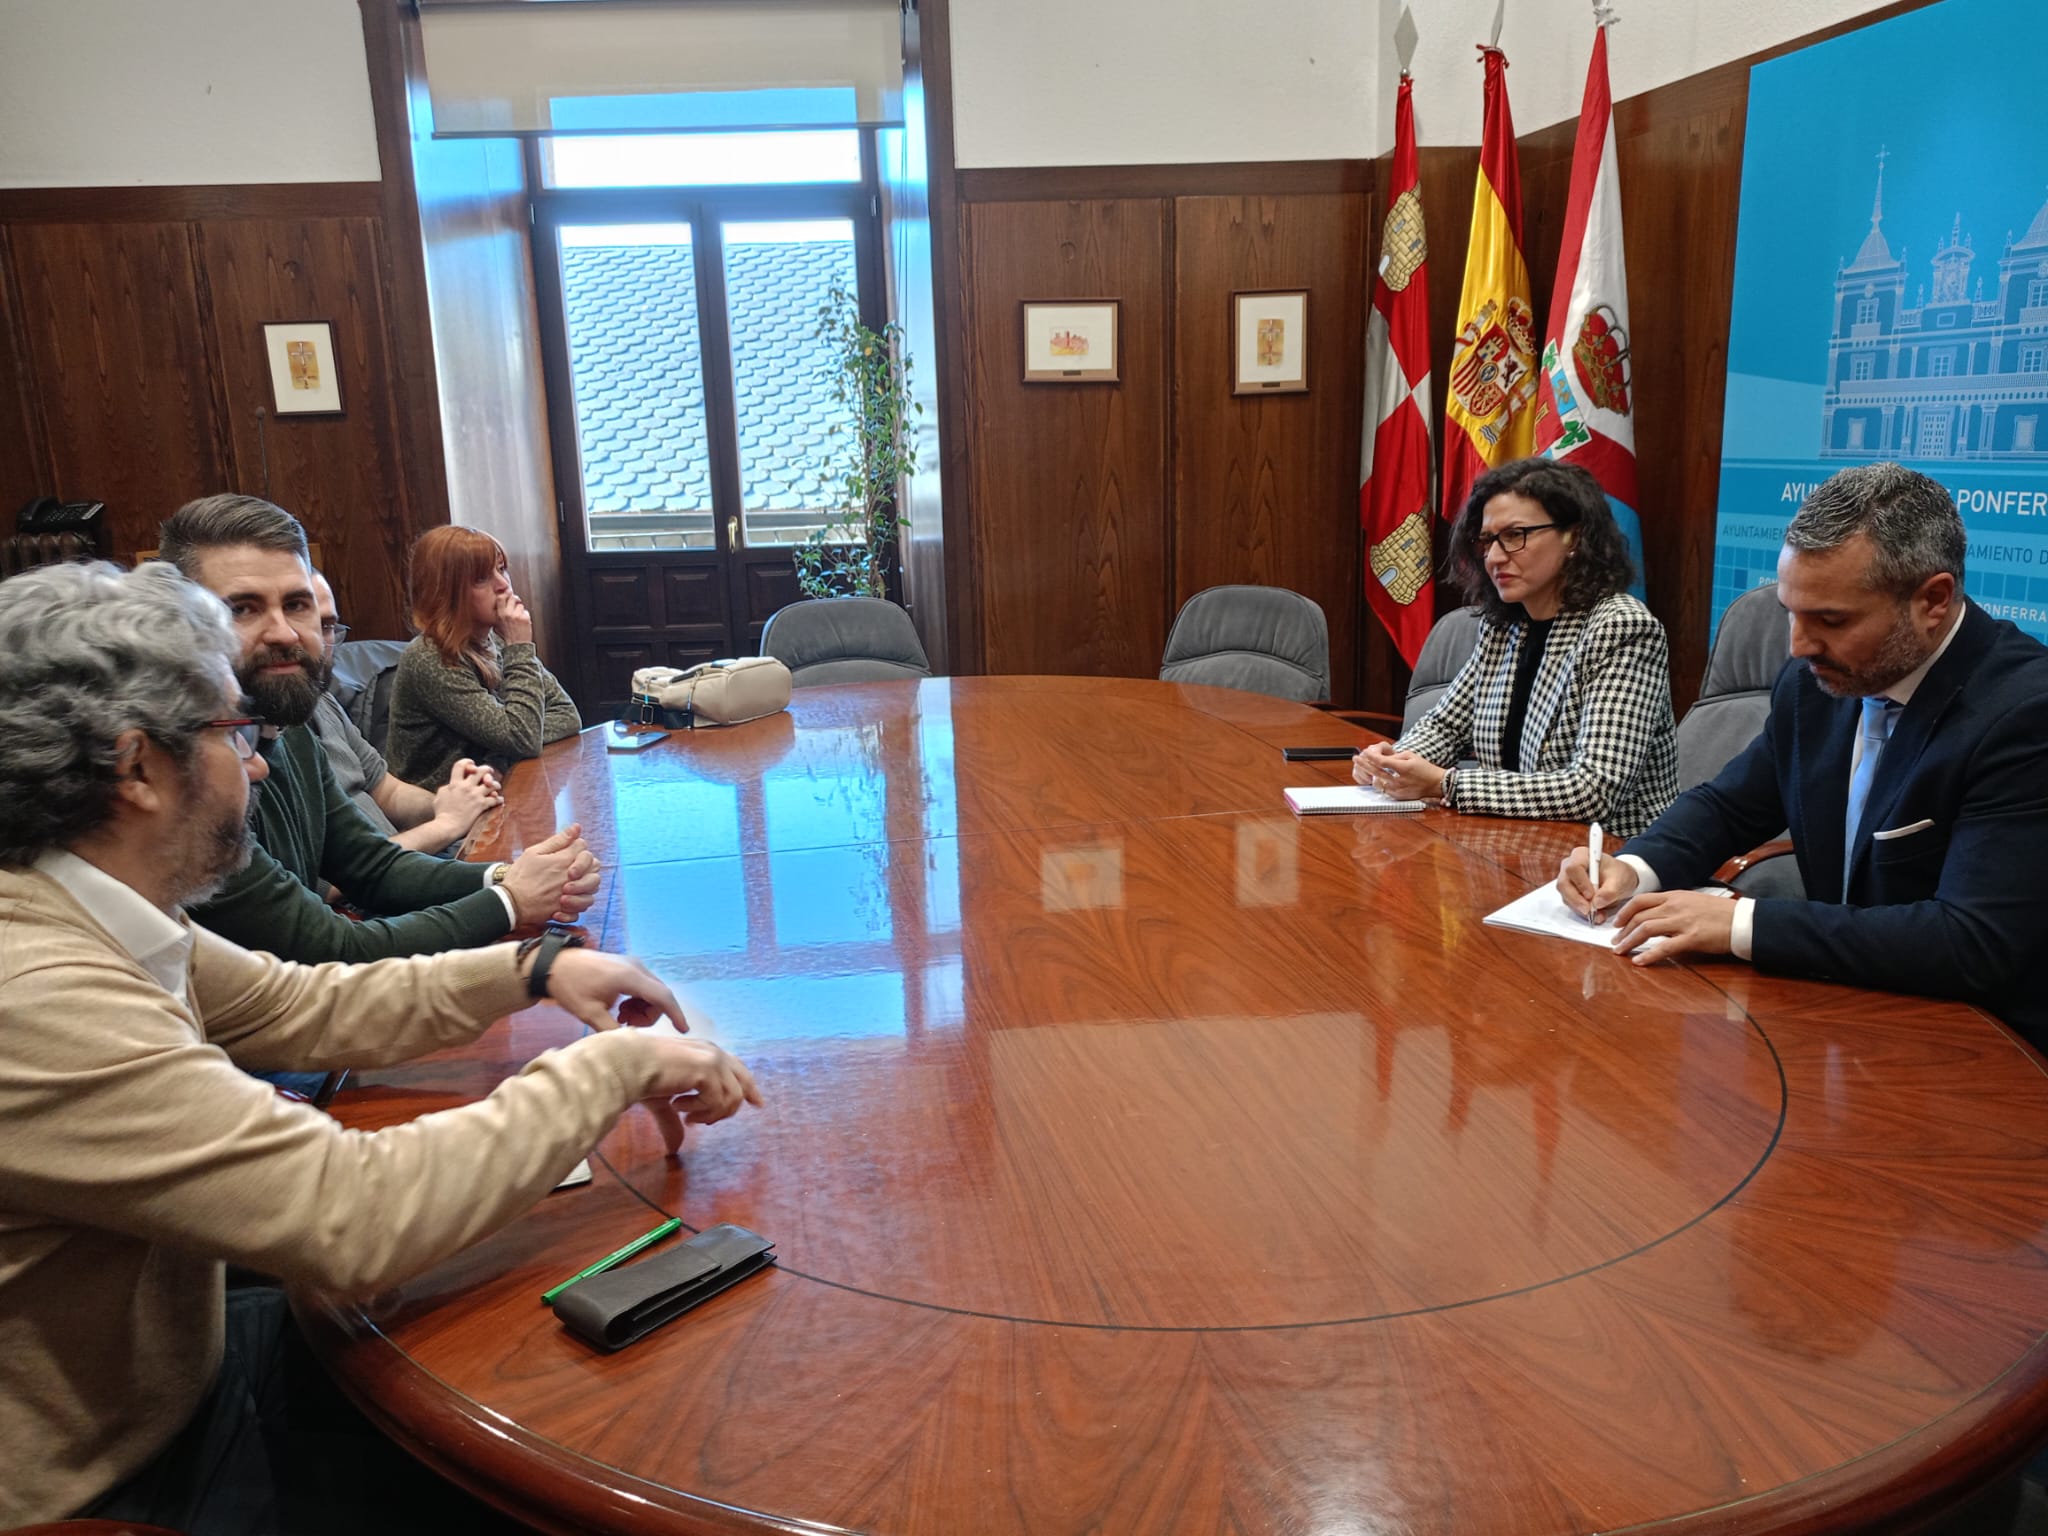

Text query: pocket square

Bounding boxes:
[1872,818,1936,842]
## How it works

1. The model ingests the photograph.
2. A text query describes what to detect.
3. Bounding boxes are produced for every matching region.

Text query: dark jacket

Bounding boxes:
[1626,602,2048,1046]
[188,725,509,962]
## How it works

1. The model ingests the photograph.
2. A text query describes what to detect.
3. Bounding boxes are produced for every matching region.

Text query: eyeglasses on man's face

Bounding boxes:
[319,619,349,646]
[1470,522,1561,556]
[197,717,267,759]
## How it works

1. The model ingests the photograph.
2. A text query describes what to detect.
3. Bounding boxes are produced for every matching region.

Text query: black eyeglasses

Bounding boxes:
[319,620,350,645]
[1471,522,1561,555]
[197,717,267,759]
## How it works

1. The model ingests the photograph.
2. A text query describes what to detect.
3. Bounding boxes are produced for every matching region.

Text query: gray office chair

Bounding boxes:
[331,638,409,753]
[1676,582,1804,900]
[760,596,932,687]
[1158,585,1329,703]
[1402,606,1486,731]
[1676,582,1790,792]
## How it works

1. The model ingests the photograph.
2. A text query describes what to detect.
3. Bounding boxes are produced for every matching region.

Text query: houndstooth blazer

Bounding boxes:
[1396,592,1679,838]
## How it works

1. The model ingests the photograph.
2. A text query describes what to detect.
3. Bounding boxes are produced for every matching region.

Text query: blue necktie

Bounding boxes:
[1842,696,1900,900]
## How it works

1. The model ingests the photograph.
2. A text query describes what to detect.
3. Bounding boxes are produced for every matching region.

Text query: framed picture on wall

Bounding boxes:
[262,321,345,416]
[1021,300,1119,383]
[1232,290,1309,395]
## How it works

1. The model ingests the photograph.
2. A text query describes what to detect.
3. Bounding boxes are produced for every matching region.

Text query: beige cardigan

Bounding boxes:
[0,866,664,1525]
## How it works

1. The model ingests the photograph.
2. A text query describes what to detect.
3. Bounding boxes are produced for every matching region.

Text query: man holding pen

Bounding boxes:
[0,560,762,1532]
[1556,464,2048,1048]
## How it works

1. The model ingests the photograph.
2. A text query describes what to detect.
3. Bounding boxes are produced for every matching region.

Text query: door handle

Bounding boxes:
[727,514,740,551]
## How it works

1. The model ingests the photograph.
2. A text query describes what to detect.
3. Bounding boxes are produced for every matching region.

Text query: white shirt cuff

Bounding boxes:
[487,879,517,926]
[1730,897,1755,961]
[1616,854,1661,895]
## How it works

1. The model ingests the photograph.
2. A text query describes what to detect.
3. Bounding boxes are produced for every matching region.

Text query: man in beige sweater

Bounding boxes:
[0,559,760,1530]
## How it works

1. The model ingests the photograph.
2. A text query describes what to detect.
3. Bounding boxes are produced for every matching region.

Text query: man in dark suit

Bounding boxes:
[1557,462,2048,1045]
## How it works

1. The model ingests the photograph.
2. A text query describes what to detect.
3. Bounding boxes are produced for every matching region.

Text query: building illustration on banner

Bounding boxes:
[1712,0,2048,648]
[1822,150,2048,463]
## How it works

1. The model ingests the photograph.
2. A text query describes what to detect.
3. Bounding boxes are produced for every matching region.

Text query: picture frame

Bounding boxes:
[1232,290,1309,395]
[1021,300,1120,383]
[262,321,344,416]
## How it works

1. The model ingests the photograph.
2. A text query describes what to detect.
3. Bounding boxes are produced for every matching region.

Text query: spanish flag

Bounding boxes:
[1441,46,1537,523]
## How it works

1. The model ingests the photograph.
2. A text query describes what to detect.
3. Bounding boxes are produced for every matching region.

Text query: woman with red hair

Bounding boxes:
[386,527,581,787]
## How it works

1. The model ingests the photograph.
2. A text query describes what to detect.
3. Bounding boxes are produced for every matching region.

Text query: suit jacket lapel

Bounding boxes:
[1517,607,1589,771]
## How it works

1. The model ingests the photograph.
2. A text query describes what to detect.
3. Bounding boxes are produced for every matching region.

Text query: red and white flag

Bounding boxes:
[1534,21,1645,592]
[1360,73,1435,669]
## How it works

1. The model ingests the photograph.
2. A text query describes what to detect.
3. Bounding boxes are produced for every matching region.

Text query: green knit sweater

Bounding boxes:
[189,725,510,962]
[385,635,582,789]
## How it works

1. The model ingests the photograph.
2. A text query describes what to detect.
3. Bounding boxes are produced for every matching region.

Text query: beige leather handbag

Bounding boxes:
[630,657,792,728]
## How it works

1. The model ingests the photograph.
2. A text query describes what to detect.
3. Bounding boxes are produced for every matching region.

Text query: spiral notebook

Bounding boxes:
[1283,785,1425,816]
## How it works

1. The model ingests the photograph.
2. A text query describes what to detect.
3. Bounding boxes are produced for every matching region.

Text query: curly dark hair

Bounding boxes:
[1449,457,1637,624]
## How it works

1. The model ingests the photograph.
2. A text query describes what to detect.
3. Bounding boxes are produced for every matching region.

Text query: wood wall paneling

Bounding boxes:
[201,216,415,641]
[5,221,229,555]
[0,226,53,518]
[964,198,1171,677]
[1172,193,1369,705]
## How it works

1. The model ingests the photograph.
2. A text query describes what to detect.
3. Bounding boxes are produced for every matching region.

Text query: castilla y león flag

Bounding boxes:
[1534,22,1645,594]
[1360,73,1435,668]
[1441,45,1538,524]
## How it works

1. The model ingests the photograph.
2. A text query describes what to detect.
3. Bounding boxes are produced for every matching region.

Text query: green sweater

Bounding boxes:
[189,725,510,962]
[386,634,582,789]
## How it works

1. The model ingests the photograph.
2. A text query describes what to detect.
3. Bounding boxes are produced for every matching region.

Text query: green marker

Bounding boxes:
[541,1216,683,1305]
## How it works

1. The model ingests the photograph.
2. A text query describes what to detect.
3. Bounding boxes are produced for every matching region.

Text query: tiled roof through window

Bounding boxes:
[561,236,857,520]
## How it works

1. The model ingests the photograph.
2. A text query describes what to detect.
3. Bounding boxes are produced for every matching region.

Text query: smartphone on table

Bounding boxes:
[608,721,670,751]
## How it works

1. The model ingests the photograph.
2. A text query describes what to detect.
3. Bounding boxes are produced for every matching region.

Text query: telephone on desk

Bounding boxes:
[6,497,106,577]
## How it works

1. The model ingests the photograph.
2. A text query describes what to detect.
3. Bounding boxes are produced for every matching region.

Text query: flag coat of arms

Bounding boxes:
[1360,73,1435,668]
[1441,46,1537,525]
[1534,22,1645,593]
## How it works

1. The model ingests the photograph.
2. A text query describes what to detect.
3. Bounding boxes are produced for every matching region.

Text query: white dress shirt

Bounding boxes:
[32,848,194,1007]
[1621,601,1968,958]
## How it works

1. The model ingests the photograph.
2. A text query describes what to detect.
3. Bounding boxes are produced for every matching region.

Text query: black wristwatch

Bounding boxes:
[517,927,587,1000]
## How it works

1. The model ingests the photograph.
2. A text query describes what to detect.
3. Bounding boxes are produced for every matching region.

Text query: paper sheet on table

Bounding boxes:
[1484,881,1732,951]
[552,1159,592,1191]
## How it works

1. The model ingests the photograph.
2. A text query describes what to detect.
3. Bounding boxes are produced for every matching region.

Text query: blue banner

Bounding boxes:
[1715,0,2048,642]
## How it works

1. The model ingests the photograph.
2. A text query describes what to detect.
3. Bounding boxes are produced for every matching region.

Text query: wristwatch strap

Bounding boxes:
[552,1224,776,1351]
[520,928,587,1000]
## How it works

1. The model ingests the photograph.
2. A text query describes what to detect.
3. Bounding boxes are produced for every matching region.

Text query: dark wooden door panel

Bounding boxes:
[6,221,226,553]
[662,563,728,627]
[963,198,1170,677]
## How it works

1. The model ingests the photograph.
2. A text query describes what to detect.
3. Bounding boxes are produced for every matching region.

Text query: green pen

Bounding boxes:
[541,1217,683,1305]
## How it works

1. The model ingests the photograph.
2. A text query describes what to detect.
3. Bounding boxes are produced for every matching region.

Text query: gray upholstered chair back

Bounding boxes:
[331,638,410,753]
[1158,585,1330,702]
[760,596,933,687]
[1402,606,1486,732]
[1676,582,1790,792]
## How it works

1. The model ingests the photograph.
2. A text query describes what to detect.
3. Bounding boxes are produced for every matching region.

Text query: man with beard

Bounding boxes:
[158,495,599,962]
[308,568,499,853]
[0,559,759,1531]
[1556,462,2048,1045]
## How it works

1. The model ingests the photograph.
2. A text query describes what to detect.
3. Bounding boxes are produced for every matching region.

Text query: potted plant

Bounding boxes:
[791,282,921,600]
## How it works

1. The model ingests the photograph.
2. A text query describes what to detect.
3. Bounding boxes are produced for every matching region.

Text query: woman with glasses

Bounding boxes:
[1355,457,1678,837]
[386,527,582,789]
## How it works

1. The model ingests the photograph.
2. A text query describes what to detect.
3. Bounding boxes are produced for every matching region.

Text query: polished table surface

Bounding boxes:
[302,676,2048,1535]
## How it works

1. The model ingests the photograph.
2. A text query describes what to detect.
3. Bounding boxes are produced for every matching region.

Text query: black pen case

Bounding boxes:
[552,1222,776,1350]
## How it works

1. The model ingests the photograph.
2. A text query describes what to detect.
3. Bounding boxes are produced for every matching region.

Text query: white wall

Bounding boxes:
[950,0,1900,166]
[0,0,382,187]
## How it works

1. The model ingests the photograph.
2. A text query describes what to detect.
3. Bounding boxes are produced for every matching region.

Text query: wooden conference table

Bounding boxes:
[301,676,2048,1535]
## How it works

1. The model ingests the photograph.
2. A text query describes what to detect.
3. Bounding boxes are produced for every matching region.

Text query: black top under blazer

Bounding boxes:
[1626,601,2048,1048]
[1397,592,1680,838]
